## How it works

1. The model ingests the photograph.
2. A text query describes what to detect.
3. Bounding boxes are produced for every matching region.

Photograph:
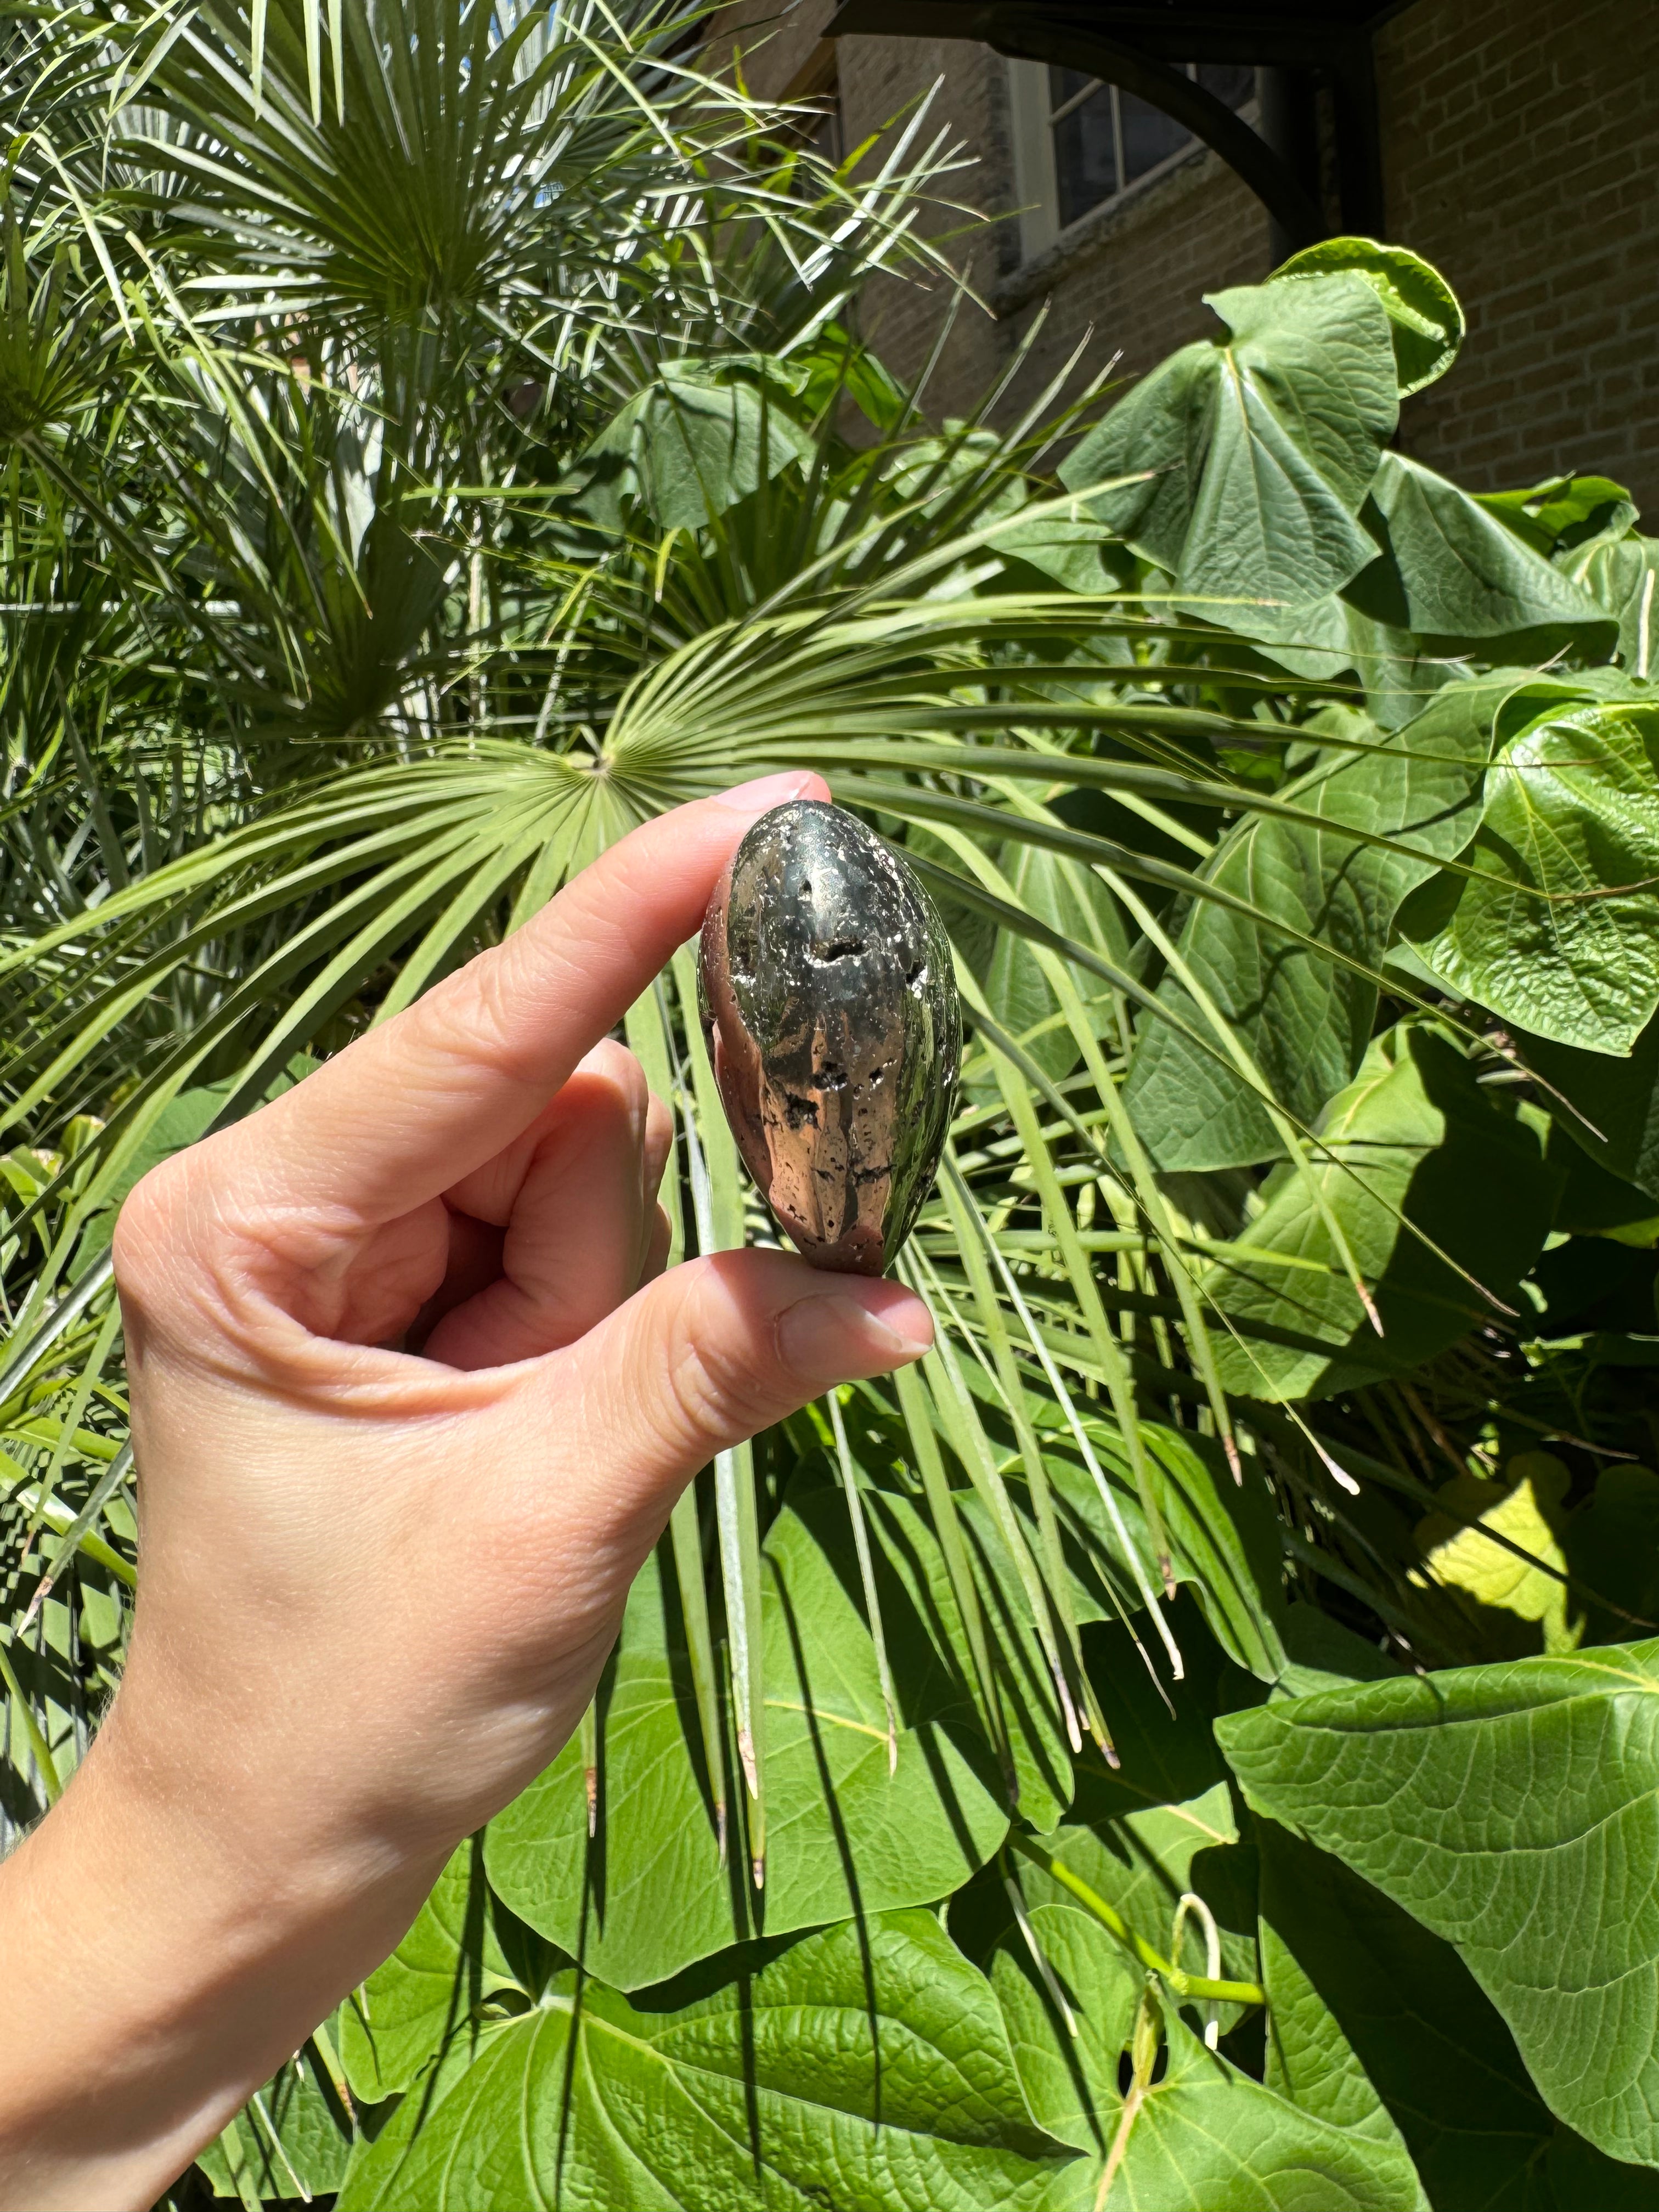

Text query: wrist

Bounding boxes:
[0,1691,439,2212]
[100,1632,435,1902]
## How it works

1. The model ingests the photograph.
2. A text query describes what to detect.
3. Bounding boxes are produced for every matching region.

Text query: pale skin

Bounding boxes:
[0,770,934,2212]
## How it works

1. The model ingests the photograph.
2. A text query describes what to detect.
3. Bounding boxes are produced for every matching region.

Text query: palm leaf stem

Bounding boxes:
[825,1389,898,1774]
[889,1356,1015,1805]
[670,944,765,1891]
[936,1161,1110,1754]
[910,1255,1083,1756]
[631,979,727,1859]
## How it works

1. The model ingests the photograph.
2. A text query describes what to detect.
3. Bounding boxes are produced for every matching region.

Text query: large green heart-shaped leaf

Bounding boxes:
[1406,694,1659,1052]
[1123,679,1512,1169]
[486,1502,1008,1990]
[1581,537,1659,678]
[1011,1773,1256,2028]
[1522,1008,1659,1202]
[948,1608,1261,2137]
[1259,1921,1427,2209]
[1270,237,1463,396]
[197,2040,355,2203]
[1202,1023,1555,1400]
[947,1607,1261,2027]
[1217,1643,1659,2167]
[1255,1821,1659,2210]
[1414,1454,1579,1657]
[1225,462,1610,716]
[1241,590,1465,730]
[1352,454,1610,648]
[986,1901,1419,2210]
[341,1835,534,2102]
[1059,271,1397,611]
[1477,472,1639,568]
[571,358,815,533]
[337,1911,1066,2211]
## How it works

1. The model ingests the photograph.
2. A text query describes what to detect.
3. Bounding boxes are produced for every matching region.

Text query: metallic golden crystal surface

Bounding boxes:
[698,799,961,1274]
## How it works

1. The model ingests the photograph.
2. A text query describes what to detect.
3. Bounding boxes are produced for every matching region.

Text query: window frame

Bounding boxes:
[1006,56,1260,264]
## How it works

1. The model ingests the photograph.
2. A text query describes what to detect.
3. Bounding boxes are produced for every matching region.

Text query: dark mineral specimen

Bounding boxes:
[698,799,961,1274]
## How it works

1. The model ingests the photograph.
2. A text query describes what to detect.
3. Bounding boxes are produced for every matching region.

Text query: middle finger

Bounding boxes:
[422,1040,653,1369]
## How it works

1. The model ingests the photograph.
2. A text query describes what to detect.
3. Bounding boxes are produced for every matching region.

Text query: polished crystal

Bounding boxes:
[698,799,961,1274]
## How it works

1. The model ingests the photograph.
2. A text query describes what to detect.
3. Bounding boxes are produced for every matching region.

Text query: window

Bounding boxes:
[1008,59,1257,259]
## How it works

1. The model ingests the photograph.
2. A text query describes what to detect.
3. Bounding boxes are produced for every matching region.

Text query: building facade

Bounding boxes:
[704,0,1659,513]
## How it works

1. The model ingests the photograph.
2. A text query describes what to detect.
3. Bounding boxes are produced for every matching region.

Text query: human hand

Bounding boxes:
[0,771,933,2210]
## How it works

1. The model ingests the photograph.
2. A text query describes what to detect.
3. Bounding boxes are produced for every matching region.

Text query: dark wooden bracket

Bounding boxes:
[977,7,1327,249]
[827,1,1396,251]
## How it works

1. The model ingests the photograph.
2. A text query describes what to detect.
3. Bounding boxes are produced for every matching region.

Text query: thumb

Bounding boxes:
[549,1249,933,1521]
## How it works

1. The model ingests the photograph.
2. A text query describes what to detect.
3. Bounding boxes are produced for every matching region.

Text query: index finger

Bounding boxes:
[213,771,827,1229]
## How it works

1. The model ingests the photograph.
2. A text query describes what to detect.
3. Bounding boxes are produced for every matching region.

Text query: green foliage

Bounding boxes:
[1001,1910,1417,2211]
[337,1912,1064,2210]
[484,1509,1009,1989]
[1359,451,1609,650]
[1414,1452,1579,1654]
[9,0,1659,2193]
[1204,1022,1557,1400]
[1121,681,1509,1169]
[1526,1011,1659,1201]
[1271,236,1465,397]
[1258,1917,1425,2198]
[1060,270,1400,612]
[340,1837,533,2101]
[1221,1647,1659,2168]
[569,358,820,534]
[197,2040,355,2202]
[1254,1821,1659,2210]
[1406,688,1659,1051]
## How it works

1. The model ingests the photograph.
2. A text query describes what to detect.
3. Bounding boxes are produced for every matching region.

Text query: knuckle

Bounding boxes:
[575,1040,648,1137]
[109,1154,190,1294]
[657,1300,780,1455]
[430,954,537,1086]
[584,1035,644,1095]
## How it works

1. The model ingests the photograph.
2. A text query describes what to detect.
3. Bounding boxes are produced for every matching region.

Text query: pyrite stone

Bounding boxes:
[698,799,961,1275]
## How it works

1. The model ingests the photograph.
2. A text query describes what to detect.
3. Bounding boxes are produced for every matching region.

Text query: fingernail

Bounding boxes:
[714,771,820,815]
[778,1284,934,1379]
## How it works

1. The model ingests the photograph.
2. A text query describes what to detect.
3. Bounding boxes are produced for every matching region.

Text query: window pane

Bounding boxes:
[1052,84,1119,228]
[1195,61,1256,111]
[1118,91,1190,184]
[1047,65,1096,118]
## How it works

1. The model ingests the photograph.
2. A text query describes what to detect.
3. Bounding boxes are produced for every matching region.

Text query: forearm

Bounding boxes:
[0,780,921,2212]
[0,1703,439,2212]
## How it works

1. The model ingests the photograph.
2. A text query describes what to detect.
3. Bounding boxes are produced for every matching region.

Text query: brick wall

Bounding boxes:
[704,1,1659,517]
[836,32,1012,417]
[810,24,1276,426]
[1377,0,1659,516]
[702,0,832,105]
[989,148,1270,426]
[702,9,1273,425]
[701,4,1013,414]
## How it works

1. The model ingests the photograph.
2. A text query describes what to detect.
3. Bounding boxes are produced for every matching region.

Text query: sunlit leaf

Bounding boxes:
[337,1912,1066,2210]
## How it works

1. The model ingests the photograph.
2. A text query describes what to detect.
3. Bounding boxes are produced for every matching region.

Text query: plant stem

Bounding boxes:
[1008,1832,1264,2006]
